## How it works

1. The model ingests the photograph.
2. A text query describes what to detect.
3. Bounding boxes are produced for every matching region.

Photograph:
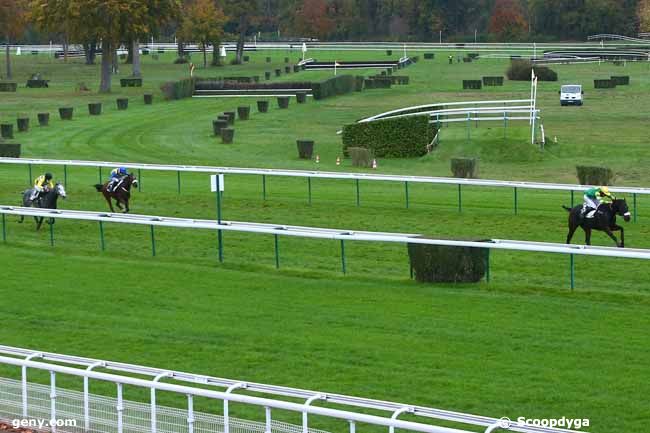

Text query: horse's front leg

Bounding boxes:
[603,228,621,248]
[124,198,129,213]
[612,225,624,248]
[36,216,43,231]
[18,215,24,224]
[584,228,592,245]
[104,194,116,213]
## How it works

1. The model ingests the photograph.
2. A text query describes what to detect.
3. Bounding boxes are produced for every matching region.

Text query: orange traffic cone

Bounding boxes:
[336,156,341,166]
[316,154,320,164]
[372,158,377,169]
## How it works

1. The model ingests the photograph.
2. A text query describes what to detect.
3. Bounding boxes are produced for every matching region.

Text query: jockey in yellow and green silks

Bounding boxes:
[30,173,54,201]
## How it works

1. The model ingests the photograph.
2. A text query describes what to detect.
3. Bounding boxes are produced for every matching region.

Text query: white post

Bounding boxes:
[265,406,272,433]
[116,383,124,433]
[224,383,246,433]
[22,352,42,418]
[187,394,195,433]
[84,361,104,431]
[151,372,171,433]
[529,69,535,125]
[531,77,538,144]
[50,371,57,433]
[349,421,356,433]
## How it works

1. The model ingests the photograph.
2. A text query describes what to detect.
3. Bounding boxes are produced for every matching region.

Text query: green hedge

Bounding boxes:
[160,78,196,100]
[408,240,489,283]
[0,142,20,157]
[342,115,436,158]
[507,59,557,81]
[311,75,356,100]
[576,166,614,185]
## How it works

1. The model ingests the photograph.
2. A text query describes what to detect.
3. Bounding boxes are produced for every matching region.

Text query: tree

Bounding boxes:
[0,0,28,79]
[294,0,335,39]
[489,0,527,41]
[224,0,259,64]
[640,0,650,32]
[180,0,227,68]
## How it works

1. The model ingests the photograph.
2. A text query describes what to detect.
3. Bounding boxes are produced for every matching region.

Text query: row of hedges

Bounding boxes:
[311,75,356,100]
[507,60,558,81]
[195,80,312,91]
[342,115,436,158]
[160,77,196,100]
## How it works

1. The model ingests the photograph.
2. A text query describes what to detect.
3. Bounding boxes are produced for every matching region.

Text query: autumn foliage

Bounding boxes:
[294,0,335,40]
[488,0,527,42]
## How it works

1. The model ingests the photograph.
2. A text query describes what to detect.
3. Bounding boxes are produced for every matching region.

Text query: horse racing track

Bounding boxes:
[1,44,650,433]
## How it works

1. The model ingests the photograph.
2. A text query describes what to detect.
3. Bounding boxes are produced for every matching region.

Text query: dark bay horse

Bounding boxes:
[19,183,67,230]
[95,174,138,213]
[563,198,631,248]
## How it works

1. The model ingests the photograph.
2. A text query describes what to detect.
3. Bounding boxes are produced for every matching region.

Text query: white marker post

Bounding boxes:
[302,42,307,61]
[211,174,225,262]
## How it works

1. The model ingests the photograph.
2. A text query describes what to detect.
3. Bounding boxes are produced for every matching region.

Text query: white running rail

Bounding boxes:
[1,206,649,260]
[0,346,586,433]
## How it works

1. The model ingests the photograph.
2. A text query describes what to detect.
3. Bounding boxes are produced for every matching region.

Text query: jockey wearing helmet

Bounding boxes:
[30,172,54,201]
[107,167,129,192]
[582,186,614,218]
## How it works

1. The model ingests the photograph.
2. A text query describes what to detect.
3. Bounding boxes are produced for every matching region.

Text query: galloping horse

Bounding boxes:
[95,174,138,213]
[19,183,67,230]
[563,198,631,248]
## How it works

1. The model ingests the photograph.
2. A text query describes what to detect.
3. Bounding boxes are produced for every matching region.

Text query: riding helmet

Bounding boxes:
[45,172,53,180]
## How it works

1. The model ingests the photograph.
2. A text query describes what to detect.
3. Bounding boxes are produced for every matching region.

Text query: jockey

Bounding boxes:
[107,167,129,192]
[30,172,54,201]
[582,186,614,218]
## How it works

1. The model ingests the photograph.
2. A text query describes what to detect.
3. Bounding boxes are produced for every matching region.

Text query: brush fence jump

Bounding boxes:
[0,345,588,433]
[1,157,648,220]
[2,206,649,288]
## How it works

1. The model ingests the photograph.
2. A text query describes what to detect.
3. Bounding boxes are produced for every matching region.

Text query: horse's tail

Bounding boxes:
[94,184,104,192]
[562,205,573,212]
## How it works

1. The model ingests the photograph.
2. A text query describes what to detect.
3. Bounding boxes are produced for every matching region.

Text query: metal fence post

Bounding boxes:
[84,361,104,432]
[64,165,68,188]
[262,175,267,200]
[138,169,142,192]
[116,383,124,433]
[98,166,102,184]
[274,234,280,269]
[99,221,105,251]
[265,407,272,433]
[634,193,638,222]
[466,112,471,141]
[150,225,156,257]
[514,187,518,215]
[28,163,33,185]
[177,171,181,194]
[50,371,57,433]
[340,240,346,274]
[571,190,575,207]
[457,184,462,213]
[355,179,360,207]
[404,181,409,209]
[307,177,312,205]
[349,421,356,433]
[1,213,6,242]
[187,395,195,433]
[570,254,575,290]
[485,249,491,283]
[49,221,54,246]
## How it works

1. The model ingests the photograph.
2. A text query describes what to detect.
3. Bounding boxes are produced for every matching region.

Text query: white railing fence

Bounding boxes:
[1,206,649,290]
[0,158,647,221]
[0,347,584,433]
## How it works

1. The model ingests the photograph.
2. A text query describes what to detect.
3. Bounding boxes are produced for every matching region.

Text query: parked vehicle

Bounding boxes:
[560,84,583,106]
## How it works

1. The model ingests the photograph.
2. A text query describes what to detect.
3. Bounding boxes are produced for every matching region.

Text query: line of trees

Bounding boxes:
[1,0,649,92]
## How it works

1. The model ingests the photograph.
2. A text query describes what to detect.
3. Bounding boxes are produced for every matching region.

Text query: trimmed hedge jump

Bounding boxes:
[463,80,482,90]
[408,240,489,283]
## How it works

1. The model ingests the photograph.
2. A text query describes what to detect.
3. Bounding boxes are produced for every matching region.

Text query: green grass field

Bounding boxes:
[1,49,649,433]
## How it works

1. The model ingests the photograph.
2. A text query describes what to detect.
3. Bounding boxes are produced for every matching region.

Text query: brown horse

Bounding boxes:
[94,174,138,213]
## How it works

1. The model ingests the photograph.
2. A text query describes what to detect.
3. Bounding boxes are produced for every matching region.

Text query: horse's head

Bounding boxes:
[129,174,139,189]
[55,182,67,199]
[612,198,630,222]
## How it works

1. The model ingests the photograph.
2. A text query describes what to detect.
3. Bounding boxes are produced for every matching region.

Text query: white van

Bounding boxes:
[560,84,583,106]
